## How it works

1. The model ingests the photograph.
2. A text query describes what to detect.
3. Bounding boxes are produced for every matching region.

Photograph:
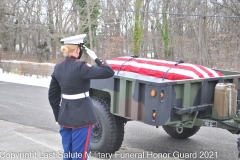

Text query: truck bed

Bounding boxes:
[90,69,240,127]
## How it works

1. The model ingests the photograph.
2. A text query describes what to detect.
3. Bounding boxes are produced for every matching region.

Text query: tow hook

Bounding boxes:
[237,137,240,158]
[176,123,183,134]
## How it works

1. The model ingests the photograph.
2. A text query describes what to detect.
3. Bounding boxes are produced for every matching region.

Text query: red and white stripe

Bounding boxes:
[107,57,223,80]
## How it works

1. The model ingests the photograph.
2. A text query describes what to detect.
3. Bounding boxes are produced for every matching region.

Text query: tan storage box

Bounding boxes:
[214,83,237,117]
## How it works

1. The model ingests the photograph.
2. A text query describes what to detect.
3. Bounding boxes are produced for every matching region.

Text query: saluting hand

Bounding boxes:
[84,45,98,60]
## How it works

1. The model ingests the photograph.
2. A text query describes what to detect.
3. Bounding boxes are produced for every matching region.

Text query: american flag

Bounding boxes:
[107,57,223,80]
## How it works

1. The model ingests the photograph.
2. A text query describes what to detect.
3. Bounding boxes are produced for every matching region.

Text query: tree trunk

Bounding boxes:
[48,0,56,60]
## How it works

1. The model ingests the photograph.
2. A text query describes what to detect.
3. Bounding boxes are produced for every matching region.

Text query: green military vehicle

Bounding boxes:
[88,58,240,155]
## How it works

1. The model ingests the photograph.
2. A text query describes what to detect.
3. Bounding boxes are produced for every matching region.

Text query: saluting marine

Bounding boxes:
[48,34,114,160]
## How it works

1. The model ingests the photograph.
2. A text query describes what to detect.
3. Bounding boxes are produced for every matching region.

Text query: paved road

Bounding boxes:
[0,82,239,160]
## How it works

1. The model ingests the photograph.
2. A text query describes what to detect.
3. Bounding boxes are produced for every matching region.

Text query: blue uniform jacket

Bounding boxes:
[48,56,115,128]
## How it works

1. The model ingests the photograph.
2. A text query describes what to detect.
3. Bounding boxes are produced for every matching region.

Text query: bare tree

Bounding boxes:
[0,0,239,71]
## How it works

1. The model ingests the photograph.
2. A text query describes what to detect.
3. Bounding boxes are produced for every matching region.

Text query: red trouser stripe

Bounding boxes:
[82,126,91,160]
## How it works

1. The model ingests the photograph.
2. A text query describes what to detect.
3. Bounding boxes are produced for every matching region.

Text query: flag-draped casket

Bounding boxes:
[107,57,223,82]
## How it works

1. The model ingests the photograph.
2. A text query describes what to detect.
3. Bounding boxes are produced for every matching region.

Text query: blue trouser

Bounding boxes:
[60,126,92,160]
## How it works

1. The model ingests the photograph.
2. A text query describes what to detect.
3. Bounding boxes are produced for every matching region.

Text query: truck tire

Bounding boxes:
[162,125,200,139]
[114,116,126,151]
[90,96,125,153]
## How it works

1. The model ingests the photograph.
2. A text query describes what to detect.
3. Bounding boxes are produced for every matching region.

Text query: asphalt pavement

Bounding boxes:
[0,120,182,160]
[0,82,180,160]
[0,120,101,160]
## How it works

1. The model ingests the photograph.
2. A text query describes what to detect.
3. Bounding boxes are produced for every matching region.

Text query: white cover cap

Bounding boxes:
[60,34,87,44]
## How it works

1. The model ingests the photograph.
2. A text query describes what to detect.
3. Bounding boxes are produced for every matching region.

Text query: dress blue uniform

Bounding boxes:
[48,34,114,160]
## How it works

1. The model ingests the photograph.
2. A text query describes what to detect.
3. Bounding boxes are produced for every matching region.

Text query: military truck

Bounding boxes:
[88,57,240,154]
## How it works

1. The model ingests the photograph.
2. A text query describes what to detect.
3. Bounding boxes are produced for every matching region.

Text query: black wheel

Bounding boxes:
[162,125,200,139]
[90,96,125,153]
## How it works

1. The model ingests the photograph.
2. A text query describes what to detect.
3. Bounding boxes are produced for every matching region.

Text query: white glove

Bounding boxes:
[84,45,98,60]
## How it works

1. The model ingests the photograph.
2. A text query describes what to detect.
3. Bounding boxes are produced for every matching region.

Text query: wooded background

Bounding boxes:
[0,0,239,70]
